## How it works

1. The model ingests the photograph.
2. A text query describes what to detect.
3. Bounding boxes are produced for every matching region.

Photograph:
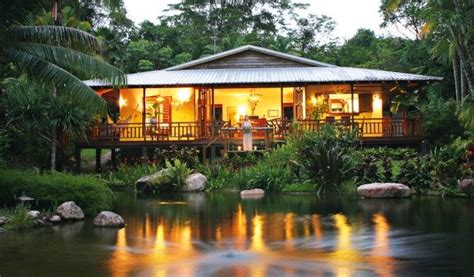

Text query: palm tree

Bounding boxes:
[1,25,126,111]
[1,1,127,170]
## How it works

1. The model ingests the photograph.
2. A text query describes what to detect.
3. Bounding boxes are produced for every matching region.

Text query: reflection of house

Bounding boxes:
[81,45,441,167]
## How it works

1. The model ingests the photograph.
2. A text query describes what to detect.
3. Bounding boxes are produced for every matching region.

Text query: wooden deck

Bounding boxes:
[79,117,422,148]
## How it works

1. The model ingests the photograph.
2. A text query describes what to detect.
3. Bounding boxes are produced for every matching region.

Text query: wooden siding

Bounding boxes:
[187,50,314,69]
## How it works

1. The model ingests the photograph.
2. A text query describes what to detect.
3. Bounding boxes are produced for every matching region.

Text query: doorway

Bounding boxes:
[283,103,294,121]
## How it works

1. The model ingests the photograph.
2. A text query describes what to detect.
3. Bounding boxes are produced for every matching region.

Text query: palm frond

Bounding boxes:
[6,49,106,113]
[11,42,127,86]
[7,26,101,54]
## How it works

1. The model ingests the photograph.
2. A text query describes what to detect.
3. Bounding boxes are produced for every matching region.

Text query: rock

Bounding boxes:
[0,216,7,226]
[49,215,61,224]
[27,210,41,219]
[93,211,125,228]
[0,227,5,233]
[183,173,207,192]
[135,169,169,193]
[34,219,46,226]
[56,201,84,220]
[240,189,265,199]
[458,179,473,196]
[357,183,411,198]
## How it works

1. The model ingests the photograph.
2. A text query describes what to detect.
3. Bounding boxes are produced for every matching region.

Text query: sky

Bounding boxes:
[123,0,399,41]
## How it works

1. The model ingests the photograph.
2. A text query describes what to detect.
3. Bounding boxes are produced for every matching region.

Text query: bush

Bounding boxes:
[419,90,464,145]
[396,154,432,193]
[291,125,357,194]
[105,163,160,188]
[156,159,193,192]
[0,205,34,230]
[0,169,113,215]
[154,146,200,169]
[237,161,294,192]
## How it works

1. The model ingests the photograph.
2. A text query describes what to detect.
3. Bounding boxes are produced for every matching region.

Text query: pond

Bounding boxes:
[0,193,473,276]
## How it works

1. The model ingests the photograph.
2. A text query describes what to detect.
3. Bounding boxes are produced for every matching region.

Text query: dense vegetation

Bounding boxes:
[0,0,472,206]
[0,168,113,215]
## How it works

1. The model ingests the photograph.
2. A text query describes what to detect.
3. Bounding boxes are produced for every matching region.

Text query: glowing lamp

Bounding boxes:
[177,88,192,103]
[119,96,127,108]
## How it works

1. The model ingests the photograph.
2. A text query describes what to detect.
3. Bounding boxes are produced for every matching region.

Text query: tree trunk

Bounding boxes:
[453,56,461,104]
[51,87,57,171]
[459,60,466,102]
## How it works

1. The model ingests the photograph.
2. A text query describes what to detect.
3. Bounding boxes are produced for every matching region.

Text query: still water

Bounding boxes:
[1,193,473,276]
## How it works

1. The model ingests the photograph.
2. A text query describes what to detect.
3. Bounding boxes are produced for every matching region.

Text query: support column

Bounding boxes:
[350,83,355,130]
[142,87,146,142]
[74,147,81,173]
[142,147,148,161]
[280,85,284,119]
[95,148,102,173]
[211,86,215,137]
[111,148,117,171]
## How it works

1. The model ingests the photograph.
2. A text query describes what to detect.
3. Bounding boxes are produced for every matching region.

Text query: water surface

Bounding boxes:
[1,193,473,276]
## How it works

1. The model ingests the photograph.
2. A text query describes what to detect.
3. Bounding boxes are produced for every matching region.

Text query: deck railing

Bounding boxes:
[89,121,230,142]
[87,117,421,144]
[269,117,422,139]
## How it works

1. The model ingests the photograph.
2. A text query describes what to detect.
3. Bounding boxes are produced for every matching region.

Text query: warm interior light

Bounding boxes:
[177,88,192,103]
[310,96,318,106]
[237,104,247,120]
[156,95,165,103]
[119,96,127,108]
[373,93,382,111]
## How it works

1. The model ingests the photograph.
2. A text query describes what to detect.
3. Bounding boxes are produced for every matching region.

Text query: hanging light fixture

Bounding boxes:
[248,89,260,116]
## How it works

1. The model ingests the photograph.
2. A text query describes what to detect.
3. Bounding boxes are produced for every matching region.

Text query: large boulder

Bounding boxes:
[93,211,125,228]
[135,169,169,193]
[458,179,473,196]
[357,183,411,198]
[183,173,207,192]
[240,189,265,199]
[56,201,84,220]
[0,216,7,226]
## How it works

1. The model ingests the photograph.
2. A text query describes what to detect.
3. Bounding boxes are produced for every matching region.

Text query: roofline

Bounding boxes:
[164,45,336,71]
[88,80,438,89]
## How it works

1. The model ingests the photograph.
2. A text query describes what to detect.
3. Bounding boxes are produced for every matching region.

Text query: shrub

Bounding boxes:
[0,205,34,230]
[238,161,294,192]
[0,169,113,215]
[396,154,432,193]
[105,163,160,188]
[419,90,464,145]
[291,125,357,194]
[157,159,193,191]
[154,146,200,169]
[354,155,379,185]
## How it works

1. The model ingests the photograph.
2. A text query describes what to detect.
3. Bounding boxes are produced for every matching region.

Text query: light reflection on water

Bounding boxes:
[107,203,397,276]
[1,194,472,276]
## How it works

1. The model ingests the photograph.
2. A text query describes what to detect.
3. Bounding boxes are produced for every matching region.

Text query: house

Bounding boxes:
[81,45,441,170]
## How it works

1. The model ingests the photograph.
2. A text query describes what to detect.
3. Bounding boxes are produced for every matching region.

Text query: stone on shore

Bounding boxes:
[0,216,7,226]
[93,211,125,228]
[458,179,473,196]
[240,189,265,199]
[135,169,169,193]
[357,183,411,198]
[49,215,61,224]
[183,173,207,192]
[27,210,41,219]
[56,201,85,220]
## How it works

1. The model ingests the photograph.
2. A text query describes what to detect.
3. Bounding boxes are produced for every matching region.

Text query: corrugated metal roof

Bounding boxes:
[85,66,443,87]
[165,45,335,70]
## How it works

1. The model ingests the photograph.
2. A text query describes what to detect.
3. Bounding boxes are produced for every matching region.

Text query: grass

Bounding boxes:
[0,205,34,230]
